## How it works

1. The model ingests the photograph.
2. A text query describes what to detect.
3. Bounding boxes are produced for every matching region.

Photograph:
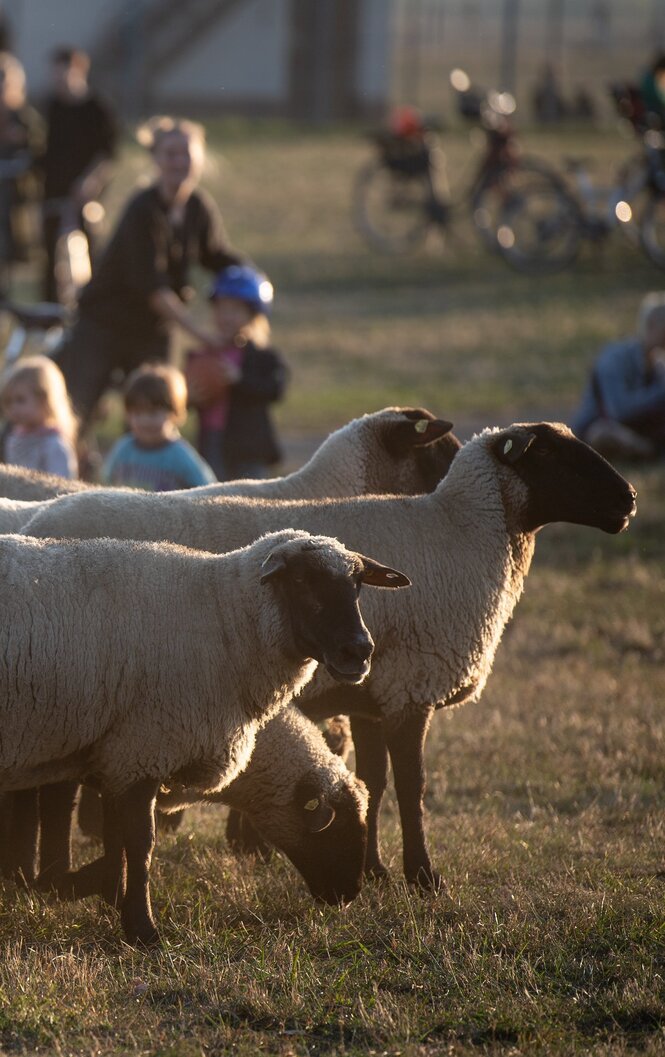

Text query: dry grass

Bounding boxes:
[0,122,663,1055]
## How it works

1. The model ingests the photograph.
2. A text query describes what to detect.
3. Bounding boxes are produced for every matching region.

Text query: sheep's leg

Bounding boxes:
[1,789,40,884]
[53,792,126,905]
[349,715,390,880]
[385,709,442,892]
[36,781,79,888]
[117,778,160,947]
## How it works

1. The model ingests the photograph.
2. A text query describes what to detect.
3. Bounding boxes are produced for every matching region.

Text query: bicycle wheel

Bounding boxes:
[353,159,433,253]
[471,157,566,251]
[495,181,582,273]
[639,192,665,268]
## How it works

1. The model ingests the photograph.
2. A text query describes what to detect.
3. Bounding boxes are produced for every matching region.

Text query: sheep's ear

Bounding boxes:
[357,555,411,589]
[260,551,286,584]
[494,431,536,465]
[385,413,454,455]
[302,796,336,833]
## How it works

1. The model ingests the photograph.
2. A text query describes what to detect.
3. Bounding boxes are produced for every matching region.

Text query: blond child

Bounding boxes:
[0,355,78,477]
[101,363,216,491]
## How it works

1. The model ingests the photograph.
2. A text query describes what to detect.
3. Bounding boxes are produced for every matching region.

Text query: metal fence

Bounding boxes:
[390,0,665,125]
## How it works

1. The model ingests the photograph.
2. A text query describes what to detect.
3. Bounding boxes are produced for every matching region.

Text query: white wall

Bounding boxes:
[357,0,394,104]
[8,0,124,96]
[157,0,288,103]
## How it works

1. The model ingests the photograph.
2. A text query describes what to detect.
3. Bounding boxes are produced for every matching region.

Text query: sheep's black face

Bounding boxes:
[266,554,375,684]
[274,780,367,905]
[493,423,638,534]
[382,409,460,495]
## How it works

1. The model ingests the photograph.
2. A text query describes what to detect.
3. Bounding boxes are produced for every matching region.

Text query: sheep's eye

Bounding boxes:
[532,443,550,455]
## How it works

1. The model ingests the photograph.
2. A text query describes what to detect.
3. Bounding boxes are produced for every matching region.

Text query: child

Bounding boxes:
[0,355,78,477]
[102,364,216,491]
[186,264,289,481]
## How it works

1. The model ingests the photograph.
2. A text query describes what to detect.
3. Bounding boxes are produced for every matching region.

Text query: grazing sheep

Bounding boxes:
[23,422,637,893]
[0,529,409,944]
[1,406,457,889]
[78,707,369,907]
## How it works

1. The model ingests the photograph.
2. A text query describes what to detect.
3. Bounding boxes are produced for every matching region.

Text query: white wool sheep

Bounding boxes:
[76,707,369,907]
[0,529,408,944]
[0,406,456,893]
[0,497,50,534]
[0,407,457,505]
[0,463,89,500]
[25,422,636,895]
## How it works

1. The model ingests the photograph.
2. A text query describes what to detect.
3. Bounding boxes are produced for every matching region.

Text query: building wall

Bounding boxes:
[7,0,392,118]
[156,0,288,105]
[5,0,124,95]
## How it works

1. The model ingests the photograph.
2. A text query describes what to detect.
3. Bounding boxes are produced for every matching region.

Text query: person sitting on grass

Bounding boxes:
[571,291,665,460]
[101,363,216,491]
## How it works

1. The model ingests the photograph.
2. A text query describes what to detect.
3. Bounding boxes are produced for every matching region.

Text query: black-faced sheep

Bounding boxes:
[77,707,369,907]
[0,529,409,944]
[0,407,457,894]
[24,423,636,895]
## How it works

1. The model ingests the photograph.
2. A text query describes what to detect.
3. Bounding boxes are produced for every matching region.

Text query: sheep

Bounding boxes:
[0,497,51,534]
[0,463,90,500]
[23,422,637,894]
[0,529,410,944]
[0,407,458,505]
[77,707,370,907]
[0,406,457,888]
[0,407,457,536]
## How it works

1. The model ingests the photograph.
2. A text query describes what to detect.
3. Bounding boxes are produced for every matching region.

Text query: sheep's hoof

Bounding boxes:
[121,914,161,949]
[407,866,445,894]
[365,862,390,883]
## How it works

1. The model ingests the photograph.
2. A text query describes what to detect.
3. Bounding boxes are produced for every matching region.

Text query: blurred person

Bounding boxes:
[54,115,241,431]
[41,45,117,302]
[102,363,216,491]
[186,265,288,481]
[571,292,665,460]
[0,355,78,477]
[0,52,43,295]
[639,52,665,128]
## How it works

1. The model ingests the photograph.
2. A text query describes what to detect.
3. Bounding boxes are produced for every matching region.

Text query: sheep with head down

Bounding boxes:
[0,528,409,944]
[1,406,457,885]
[74,707,369,909]
[23,422,636,896]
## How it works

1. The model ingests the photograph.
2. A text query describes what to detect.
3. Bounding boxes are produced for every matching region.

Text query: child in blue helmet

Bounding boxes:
[185,264,289,480]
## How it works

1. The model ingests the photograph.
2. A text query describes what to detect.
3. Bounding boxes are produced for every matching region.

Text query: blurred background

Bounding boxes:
[6,0,665,124]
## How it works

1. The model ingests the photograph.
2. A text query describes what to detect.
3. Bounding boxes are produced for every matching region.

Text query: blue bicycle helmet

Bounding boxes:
[209,265,274,315]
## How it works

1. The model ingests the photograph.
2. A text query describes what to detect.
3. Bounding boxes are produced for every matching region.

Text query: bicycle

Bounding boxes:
[494,85,665,273]
[352,70,566,256]
[0,299,68,366]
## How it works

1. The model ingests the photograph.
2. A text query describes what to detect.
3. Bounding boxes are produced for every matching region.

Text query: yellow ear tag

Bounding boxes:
[415,419,428,433]
[304,798,320,811]
[503,439,513,454]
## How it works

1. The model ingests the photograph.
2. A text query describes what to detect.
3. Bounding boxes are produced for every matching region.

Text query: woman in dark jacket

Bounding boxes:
[55,116,240,428]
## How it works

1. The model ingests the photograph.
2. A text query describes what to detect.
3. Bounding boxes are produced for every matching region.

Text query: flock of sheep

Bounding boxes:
[0,407,637,946]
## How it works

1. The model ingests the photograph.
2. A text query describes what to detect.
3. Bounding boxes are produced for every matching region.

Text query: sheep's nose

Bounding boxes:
[339,635,373,666]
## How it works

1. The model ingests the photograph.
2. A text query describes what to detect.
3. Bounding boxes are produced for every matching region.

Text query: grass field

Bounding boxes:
[0,122,663,1056]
